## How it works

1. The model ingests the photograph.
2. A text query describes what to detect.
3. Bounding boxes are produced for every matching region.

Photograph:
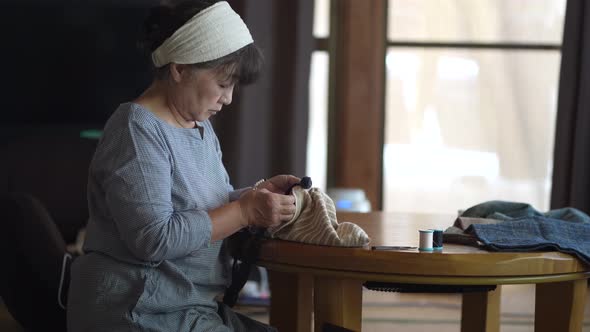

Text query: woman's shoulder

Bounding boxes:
[106,102,156,126]
[92,103,170,162]
[103,102,163,135]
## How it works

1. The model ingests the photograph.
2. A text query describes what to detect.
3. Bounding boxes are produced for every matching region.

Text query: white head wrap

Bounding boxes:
[151,1,253,68]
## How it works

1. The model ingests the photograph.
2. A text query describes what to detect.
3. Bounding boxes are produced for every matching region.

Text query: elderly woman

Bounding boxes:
[66,1,297,331]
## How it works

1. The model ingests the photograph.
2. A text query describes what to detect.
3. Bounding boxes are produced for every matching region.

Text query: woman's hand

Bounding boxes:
[238,188,296,228]
[257,174,300,194]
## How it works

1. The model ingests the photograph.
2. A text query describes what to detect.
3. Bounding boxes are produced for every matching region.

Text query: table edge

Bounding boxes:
[257,260,590,285]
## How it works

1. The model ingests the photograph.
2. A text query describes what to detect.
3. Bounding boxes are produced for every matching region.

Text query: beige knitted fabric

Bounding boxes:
[267,187,370,247]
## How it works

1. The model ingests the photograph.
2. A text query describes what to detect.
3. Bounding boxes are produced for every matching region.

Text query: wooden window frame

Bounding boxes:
[326,0,387,210]
[320,1,562,211]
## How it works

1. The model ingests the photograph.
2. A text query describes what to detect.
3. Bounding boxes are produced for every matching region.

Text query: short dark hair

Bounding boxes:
[140,0,263,85]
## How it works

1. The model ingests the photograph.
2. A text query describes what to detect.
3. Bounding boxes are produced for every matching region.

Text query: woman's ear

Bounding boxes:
[169,63,187,83]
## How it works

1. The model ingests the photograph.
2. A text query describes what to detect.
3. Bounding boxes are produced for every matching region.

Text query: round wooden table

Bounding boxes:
[257,212,589,332]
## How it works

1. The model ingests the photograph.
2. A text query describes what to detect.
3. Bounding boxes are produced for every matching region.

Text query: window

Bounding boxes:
[306,0,331,191]
[383,0,566,213]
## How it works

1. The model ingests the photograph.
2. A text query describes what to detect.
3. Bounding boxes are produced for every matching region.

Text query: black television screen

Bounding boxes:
[1,0,159,126]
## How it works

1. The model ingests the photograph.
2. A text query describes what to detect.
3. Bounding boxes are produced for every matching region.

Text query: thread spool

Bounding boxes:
[432,229,443,250]
[419,230,433,251]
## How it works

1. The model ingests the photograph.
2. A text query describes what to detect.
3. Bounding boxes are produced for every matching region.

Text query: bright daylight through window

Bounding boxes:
[383,0,566,214]
[307,0,330,192]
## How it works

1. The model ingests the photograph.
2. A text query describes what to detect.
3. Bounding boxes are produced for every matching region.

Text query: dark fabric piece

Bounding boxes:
[443,217,501,246]
[0,193,68,331]
[322,323,356,332]
[551,0,590,214]
[468,216,590,266]
[213,0,314,188]
[451,201,590,266]
[223,229,264,307]
[461,200,590,223]
[364,282,496,294]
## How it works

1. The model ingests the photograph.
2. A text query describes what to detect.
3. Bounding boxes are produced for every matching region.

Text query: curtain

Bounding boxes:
[213,0,314,188]
[551,0,590,213]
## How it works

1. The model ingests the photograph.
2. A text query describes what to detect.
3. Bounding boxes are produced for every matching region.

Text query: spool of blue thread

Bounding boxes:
[432,229,443,250]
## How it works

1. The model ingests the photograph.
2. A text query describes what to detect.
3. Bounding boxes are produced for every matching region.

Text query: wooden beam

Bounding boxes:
[534,279,588,332]
[461,287,501,332]
[329,0,386,210]
[268,271,313,332]
[313,277,363,332]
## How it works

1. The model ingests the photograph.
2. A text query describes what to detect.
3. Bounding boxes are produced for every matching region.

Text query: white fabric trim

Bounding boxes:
[57,252,73,310]
[152,1,253,68]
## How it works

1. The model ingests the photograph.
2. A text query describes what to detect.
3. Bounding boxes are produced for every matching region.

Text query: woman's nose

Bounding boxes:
[222,87,234,105]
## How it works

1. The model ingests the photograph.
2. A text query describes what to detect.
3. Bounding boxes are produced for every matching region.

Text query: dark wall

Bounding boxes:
[1,0,157,126]
[0,0,160,241]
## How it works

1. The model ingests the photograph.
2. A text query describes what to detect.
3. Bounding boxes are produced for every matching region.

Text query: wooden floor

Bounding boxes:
[1,285,589,331]
[236,284,590,332]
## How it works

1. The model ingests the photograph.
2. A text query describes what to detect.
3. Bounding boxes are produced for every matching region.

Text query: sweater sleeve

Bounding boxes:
[229,187,250,201]
[101,120,212,262]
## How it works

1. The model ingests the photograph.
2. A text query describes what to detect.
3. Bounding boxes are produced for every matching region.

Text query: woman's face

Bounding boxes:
[168,65,235,123]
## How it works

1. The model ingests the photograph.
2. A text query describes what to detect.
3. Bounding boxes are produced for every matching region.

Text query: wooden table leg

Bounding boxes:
[534,279,587,332]
[313,277,363,332]
[268,271,313,332]
[461,286,501,332]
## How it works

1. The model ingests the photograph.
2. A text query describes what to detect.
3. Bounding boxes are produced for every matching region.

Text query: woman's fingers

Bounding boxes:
[268,174,301,192]
[279,214,294,223]
[279,204,296,215]
[240,189,299,227]
[284,175,301,186]
[280,194,296,205]
[276,193,296,222]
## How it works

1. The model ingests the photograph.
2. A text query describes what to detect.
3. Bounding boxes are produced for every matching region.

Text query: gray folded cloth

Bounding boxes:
[468,216,590,266]
[443,217,502,247]
[267,187,370,247]
[459,200,590,223]
[444,201,590,266]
